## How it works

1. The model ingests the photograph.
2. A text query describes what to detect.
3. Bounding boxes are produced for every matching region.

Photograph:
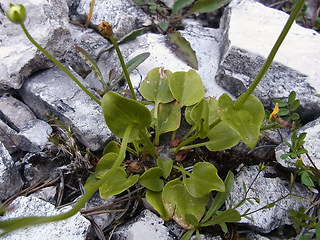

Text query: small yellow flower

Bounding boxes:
[5,3,26,24]
[269,103,279,122]
[98,21,113,38]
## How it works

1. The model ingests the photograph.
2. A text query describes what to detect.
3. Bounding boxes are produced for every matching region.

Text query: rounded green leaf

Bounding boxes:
[156,102,181,134]
[103,141,121,155]
[146,190,170,221]
[139,167,164,191]
[94,152,118,178]
[169,70,205,106]
[102,91,151,142]
[206,121,240,151]
[139,67,174,104]
[99,169,139,199]
[184,162,225,198]
[208,97,219,125]
[219,94,265,149]
[185,105,195,126]
[157,157,173,179]
[162,178,209,229]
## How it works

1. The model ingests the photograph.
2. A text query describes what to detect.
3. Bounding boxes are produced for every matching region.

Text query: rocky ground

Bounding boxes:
[0,0,320,239]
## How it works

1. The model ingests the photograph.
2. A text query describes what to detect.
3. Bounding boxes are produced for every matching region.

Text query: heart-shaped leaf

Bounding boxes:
[218,93,264,149]
[169,70,204,106]
[206,121,240,151]
[94,153,118,178]
[157,157,173,179]
[184,105,195,126]
[103,141,121,155]
[162,178,209,229]
[140,67,174,104]
[85,152,139,200]
[139,167,164,191]
[190,98,209,139]
[184,162,225,198]
[99,169,139,199]
[102,91,151,142]
[146,190,170,221]
[156,101,181,134]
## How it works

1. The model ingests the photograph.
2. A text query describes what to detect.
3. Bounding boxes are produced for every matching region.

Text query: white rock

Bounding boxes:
[228,165,312,233]
[0,94,36,131]
[0,196,91,240]
[112,209,174,240]
[76,0,150,39]
[0,119,18,154]
[276,117,320,169]
[0,142,24,202]
[160,0,175,8]
[19,67,111,151]
[216,0,320,121]
[17,119,52,153]
[0,0,74,89]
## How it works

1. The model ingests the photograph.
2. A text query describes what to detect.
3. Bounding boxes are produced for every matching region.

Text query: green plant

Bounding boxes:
[0,0,307,239]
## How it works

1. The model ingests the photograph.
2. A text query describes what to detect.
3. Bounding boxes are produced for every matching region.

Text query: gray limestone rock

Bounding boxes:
[0,0,74,89]
[111,209,174,240]
[86,20,227,99]
[275,116,320,169]
[216,0,320,121]
[67,23,112,77]
[19,67,111,151]
[0,196,91,240]
[17,119,52,153]
[0,119,19,154]
[228,166,312,233]
[0,141,24,202]
[84,193,117,231]
[0,93,36,131]
[76,0,150,39]
[21,152,61,187]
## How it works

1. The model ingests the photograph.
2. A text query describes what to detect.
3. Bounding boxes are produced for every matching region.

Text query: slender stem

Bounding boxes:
[181,126,196,141]
[139,129,158,158]
[109,36,136,100]
[234,0,305,109]
[0,126,133,236]
[177,141,208,151]
[175,132,198,154]
[20,24,101,106]
[154,101,160,146]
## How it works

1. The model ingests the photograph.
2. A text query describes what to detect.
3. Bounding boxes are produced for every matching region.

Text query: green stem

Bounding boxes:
[109,36,136,100]
[181,126,196,141]
[234,0,305,109]
[139,129,158,158]
[175,132,198,154]
[154,101,160,146]
[177,141,208,151]
[20,24,101,106]
[0,126,133,236]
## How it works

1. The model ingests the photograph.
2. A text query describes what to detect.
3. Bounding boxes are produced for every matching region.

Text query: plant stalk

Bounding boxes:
[109,36,137,100]
[234,0,305,109]
[20,24,101,106]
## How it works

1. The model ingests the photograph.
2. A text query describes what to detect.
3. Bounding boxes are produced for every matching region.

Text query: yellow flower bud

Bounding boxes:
[98,21,113,38]
[5,3,26,25]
